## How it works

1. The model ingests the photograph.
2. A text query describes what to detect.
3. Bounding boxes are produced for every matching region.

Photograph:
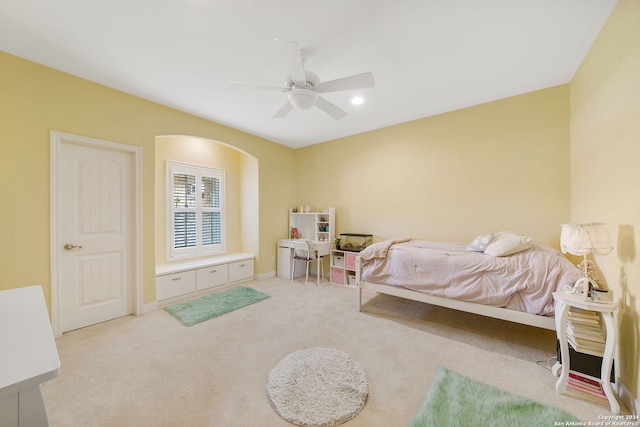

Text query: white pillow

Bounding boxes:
[484,234,533,257]
[466,233,494,251]
[493,230,518,239]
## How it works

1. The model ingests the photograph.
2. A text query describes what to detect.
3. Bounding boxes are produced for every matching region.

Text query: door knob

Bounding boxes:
[64,243,83,250]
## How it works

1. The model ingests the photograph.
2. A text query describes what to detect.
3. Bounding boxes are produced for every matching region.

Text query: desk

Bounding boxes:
[277,239,331,284]
[0,286,61,426]
[552,291,618,414]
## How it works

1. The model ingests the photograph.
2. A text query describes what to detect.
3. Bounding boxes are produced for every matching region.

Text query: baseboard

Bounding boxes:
[618,381,640,419]
[255,271,276,280]
[141,302,157,314]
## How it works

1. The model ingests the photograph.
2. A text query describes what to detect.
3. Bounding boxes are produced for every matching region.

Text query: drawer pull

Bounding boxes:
[209,269,217,273]
[171,276,182,281]
[238,263,245,267]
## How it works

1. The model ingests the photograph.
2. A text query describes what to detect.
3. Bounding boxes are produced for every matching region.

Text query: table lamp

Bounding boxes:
[560,223,613,300]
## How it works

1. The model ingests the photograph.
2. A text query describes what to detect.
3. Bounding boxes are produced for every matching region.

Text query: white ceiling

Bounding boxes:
[0,0,616,148]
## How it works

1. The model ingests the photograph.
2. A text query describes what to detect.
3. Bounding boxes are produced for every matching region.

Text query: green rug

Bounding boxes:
[408,367,580,427]
[164,286,270,326]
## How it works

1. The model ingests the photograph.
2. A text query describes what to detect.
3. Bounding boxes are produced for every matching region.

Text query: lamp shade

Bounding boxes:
[560,223,613,256]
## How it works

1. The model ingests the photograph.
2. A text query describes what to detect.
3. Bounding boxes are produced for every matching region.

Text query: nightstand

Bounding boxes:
[552,291,619,414]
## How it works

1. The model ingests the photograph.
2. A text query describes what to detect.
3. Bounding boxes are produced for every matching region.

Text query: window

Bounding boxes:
[168,162,225,259]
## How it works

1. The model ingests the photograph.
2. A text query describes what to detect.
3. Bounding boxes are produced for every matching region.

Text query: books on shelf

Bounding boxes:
[567,323,605,341]
[567,307,601,324]
[567,336,605,357]
[568,372,607,402]
[566,307,606,357]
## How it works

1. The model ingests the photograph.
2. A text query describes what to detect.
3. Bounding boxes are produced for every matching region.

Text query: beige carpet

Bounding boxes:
[43,278,622,426]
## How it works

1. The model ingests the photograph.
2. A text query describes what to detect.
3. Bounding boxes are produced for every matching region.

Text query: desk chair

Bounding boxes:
[291,240,323,286]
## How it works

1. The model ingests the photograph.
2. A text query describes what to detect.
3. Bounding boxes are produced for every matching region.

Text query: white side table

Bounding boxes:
[552,291,619,414]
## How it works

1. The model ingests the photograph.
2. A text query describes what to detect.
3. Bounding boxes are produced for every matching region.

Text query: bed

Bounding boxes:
[354,233,580,330]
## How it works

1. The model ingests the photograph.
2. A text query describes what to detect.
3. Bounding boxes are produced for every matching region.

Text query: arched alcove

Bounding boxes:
[154,135,259,266]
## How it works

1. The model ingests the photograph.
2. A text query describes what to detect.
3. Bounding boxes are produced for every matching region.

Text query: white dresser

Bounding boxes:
[0,286,61,426]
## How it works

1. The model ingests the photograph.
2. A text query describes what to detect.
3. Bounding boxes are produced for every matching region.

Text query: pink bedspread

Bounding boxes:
[359,240,579,316]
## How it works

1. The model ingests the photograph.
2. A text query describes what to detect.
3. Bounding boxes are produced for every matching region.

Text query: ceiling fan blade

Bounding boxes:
[315,96,347,120]
[226,81,286,92]
[315,72,375,93]
[273,101,294,119]
[275,39,307,84]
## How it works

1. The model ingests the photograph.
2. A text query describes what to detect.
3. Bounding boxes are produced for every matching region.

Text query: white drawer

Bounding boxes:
[156,270,196,301]
[196,264,228,290]
[228,259,254,282]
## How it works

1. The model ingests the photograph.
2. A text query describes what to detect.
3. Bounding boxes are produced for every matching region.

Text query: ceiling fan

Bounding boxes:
[227,39,374,120]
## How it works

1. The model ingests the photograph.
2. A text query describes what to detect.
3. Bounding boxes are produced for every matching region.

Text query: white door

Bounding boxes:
[54,135,135,333]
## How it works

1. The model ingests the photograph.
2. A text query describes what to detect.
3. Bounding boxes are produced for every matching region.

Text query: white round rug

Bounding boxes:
[266,347,368,427]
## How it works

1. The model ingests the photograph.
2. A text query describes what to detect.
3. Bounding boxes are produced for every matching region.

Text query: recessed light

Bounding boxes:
[350,96,365,105]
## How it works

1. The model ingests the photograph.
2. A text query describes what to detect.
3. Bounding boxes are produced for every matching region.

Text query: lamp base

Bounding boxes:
[564,276,597,300]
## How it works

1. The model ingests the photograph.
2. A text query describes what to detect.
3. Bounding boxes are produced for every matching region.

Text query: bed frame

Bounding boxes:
[354,256,556,330]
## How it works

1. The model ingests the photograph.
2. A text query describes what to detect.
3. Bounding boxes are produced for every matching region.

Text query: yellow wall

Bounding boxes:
[0,51,296,307]
[296,85,571,247]
[570,0,640,404]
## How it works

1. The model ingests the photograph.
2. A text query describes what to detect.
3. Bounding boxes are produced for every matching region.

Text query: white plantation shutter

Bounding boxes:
[201,175,222,247]
[174,173,196,209]
[202,212,222,247]
[173,172,197,250]
[174,212,197,248]
[169,162,225,258]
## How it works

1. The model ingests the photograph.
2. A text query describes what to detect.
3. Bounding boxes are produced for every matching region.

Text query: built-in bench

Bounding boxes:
[156,253,255,303]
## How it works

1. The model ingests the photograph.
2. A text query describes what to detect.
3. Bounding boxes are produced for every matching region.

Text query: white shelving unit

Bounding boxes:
[288,207,335,243]
[330,249,358,286]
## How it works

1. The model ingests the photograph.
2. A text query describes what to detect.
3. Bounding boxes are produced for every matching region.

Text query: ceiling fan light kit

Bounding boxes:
[227,39,374,120]
[288,88,318,110]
